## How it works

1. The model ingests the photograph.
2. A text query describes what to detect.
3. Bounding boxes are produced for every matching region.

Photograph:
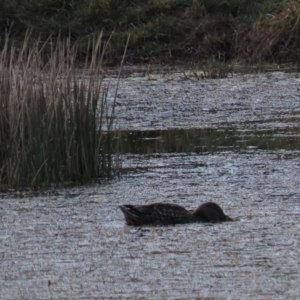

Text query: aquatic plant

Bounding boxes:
[0,32,121,187]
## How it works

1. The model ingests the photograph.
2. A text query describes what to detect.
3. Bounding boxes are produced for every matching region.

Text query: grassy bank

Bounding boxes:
[0,34,118,188]
[1,0,300,64]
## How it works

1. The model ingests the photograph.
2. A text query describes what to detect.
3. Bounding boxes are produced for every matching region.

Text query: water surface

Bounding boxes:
[1,70,300,299]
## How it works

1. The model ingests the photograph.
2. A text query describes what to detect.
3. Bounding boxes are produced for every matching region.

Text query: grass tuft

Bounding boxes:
[0,32,117,188]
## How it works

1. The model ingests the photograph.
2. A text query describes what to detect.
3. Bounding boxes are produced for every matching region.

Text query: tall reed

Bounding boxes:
[0,33,116,187]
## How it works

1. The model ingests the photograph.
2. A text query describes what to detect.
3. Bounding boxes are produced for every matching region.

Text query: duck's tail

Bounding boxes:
[119,205,141,225]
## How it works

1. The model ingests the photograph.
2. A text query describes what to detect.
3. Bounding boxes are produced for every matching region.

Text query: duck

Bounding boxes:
[119,201,233,226]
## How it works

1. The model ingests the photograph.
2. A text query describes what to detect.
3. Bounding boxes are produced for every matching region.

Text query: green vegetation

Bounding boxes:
[0,34,121,188]
[1,0,300,64]
[1,0,299,189]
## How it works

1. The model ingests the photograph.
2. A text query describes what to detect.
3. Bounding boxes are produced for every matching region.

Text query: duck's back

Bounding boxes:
[119,203,191,225]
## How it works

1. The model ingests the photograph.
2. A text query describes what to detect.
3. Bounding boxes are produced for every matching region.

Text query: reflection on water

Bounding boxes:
[114,126,300,154]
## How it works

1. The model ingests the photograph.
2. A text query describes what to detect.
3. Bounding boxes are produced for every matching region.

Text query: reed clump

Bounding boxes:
[0,33,115,188]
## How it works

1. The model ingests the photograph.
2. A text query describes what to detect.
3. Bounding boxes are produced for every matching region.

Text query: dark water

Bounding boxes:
[114,127,300,154]
[2,70,300,299]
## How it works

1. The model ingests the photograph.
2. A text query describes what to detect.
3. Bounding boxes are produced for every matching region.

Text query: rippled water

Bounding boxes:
[2,70,300,299]
[112,70,300,131]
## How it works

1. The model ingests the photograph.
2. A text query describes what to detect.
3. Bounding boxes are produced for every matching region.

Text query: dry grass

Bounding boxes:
[236,0,300,62]
[0,32,118,188]
[2,0,297,65]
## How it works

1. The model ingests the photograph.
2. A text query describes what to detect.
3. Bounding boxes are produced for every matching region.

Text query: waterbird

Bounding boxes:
[119,201,233,226]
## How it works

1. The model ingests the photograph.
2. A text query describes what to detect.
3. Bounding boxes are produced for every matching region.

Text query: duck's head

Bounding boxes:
[192,202,233,222]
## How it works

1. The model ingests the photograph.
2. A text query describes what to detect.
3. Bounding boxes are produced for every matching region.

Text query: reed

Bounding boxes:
[0,32,116,187]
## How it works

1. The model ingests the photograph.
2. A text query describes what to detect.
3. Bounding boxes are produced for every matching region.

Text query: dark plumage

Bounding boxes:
[119,201,233,226]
